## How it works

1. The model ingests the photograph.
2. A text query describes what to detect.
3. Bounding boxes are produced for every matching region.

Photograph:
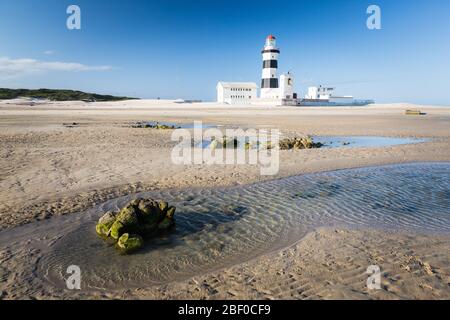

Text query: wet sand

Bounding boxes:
[0,99,449,299]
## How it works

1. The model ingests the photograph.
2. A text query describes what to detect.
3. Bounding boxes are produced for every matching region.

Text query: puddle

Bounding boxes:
[196,135,428,150]
[313,136,429,148]
[133,121,217,129]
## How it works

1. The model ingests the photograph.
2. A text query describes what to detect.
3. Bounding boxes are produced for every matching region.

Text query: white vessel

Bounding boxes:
[299,85,374,106]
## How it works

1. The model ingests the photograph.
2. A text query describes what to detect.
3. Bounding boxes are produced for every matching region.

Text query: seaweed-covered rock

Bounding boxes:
[209,139,220,150]
[222,136,239,149]
[116,205,139,227]
[99,211,116,225]
[95,223,110,238]
[138,199,161,225]
[95,198,176,254]
[109,220,125,240]
[157,217,171,230]
[95,211,116,238]
[279,136,323,150]
[166,206,176,219]
[117,233,144,254]
[131,122,180,129]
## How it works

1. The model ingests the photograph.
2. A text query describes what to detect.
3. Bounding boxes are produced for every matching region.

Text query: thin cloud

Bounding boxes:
[44,50,56,55]
[0,57,112,78]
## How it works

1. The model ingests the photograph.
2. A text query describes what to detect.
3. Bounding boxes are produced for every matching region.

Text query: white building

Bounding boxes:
[216,82,258,104]
[280,72,295,100]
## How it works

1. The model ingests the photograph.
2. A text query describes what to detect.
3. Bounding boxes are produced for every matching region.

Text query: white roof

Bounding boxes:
[217,82,258,89]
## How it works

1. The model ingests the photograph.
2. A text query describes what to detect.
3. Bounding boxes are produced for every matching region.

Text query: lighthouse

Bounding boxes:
[260,35,280,99]
[216,35,299,105]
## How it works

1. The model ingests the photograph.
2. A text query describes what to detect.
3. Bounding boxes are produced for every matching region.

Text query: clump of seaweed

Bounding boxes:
[131,122,180,129]
[202,134,323,151]
[279,136,323,150]
[95,198,176,254]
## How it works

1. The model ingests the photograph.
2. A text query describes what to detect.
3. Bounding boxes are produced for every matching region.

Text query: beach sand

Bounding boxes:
[0,99,449,299]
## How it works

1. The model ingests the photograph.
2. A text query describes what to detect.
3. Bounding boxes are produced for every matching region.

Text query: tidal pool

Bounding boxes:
[196,135,428,149]
[1,163,449,291]
[313,136,429,148]
[137,121,217,129]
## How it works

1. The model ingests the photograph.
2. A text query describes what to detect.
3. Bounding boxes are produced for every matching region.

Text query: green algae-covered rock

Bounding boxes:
[117,233,144,254]
[279,136,323,150]
[96,223,110,238]
[116,205,139,229]
[95,211,116,238]
[166,206,176,219]
[138,199,161,225]
[139,223,158,237]
[109,220,125,240]
[158,201,169,214]
[99,211,116,225]
[158,217,174,230]
[95,198,177,254]
[222,137,239,149]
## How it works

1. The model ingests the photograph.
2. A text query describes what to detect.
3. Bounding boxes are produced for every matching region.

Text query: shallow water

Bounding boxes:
[141,121,217,129]
[197,135,428,149]
[1,163,449,291]
[313,136,428,148]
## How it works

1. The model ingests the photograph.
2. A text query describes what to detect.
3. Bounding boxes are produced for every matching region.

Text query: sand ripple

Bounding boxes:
[16,163,446,291]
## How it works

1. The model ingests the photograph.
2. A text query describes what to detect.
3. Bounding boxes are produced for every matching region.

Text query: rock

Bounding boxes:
[260,142,273,150]
[209,139,220,150]
[222,137,239,149]
[95,197,177,254]
[116,205,139,230]
[95,223,111,238]
[158,201,169,215]
[158,217,174,230]
[128,198,141,207]
[138,199,161,225]
[131,122,180,129]
[95,211,117,237]
[279,136,323,150]
[117,233,144,254]
[139,223,158,236]
[99,211,116,225]
[109,220,125,240]
[166,206,176,219]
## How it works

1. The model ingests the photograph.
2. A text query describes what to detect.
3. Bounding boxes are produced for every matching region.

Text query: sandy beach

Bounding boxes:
[1,99,449,300]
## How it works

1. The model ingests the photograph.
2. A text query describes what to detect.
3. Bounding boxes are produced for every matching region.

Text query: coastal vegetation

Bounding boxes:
[0,88,138,102]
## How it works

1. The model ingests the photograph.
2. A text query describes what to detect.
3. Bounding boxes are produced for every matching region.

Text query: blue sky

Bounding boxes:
[0,0,449,104]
